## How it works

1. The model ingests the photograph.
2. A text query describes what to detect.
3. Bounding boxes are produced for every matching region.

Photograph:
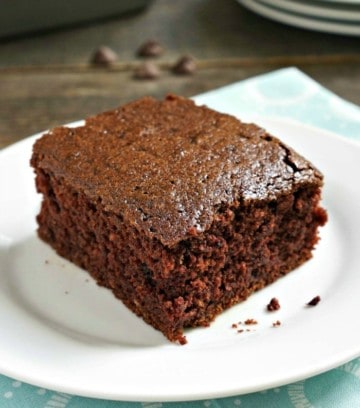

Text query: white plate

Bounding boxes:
[238,0,360,36]
[0,117,360,402]
[260,0,360,21]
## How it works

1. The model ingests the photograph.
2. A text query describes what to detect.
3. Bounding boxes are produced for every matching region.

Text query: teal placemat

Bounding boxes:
[194,67,360,142]
[1,67,359,407]
[1,360,360,407]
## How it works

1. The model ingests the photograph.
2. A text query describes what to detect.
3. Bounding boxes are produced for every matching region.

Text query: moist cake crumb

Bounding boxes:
[267,297,281,311]
[272,320,281,327]
[244,318,258,325]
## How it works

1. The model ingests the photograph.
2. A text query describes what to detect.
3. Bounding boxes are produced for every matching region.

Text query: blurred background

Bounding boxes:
[0,0,359,148]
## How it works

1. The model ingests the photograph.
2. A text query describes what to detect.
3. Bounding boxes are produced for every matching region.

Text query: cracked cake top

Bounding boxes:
[31,95,323,247]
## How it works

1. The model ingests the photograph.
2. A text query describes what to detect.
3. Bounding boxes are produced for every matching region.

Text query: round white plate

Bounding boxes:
[0,118,360,402]
[260,0,360,21]
[238,0,360,36]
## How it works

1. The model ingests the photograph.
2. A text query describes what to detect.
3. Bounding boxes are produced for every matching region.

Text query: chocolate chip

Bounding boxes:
[172,55,197,75]
[90,46,118,66]
[137,40,164,58]
[133,61,160,80]
[307,295,321,306]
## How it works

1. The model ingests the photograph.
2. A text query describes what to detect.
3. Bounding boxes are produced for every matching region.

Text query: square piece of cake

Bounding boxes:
[31,95,327,344]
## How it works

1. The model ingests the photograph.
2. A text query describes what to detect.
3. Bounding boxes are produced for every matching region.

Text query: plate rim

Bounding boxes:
[238,0,360,36]
[260,0,360,21]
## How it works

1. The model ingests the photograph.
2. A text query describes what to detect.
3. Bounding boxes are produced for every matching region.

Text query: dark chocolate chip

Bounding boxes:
[307,295,321,306]
[137,40,164,57]
[133,61,160,80]
[172,55,197,75]
[90,46,118,66]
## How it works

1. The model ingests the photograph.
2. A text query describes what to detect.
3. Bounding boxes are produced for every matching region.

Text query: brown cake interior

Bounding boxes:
[31,95,327,344]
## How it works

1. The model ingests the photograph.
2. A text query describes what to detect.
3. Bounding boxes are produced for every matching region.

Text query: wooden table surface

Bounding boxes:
[0,0,359,149]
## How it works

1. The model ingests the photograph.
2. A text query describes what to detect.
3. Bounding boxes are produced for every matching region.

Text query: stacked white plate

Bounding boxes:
[237,0,360,36]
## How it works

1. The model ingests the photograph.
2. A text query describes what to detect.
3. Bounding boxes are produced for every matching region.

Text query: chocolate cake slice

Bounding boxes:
[31,95,327,344]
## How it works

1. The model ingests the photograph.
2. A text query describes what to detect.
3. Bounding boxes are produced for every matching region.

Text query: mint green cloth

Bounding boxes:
[1,67,359,407]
